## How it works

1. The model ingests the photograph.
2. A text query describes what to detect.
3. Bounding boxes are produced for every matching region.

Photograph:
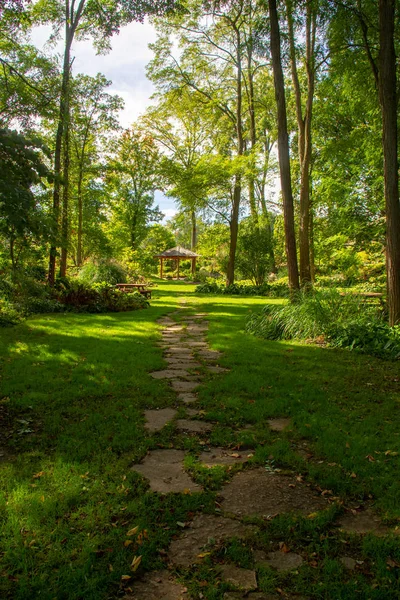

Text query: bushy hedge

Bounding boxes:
[195,280,289,298]
[0,274,149,327]
[245,289,399,360]
[55,280,148,313]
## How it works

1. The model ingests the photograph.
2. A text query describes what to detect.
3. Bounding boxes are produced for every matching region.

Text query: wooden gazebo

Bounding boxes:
[155,246,199,279]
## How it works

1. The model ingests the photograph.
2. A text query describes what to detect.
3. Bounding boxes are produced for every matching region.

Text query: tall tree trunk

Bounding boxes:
[48,0,85,284]
[227,178,241,286]
[286,0,315,286]
[309,203,316,283]
[226,25,244,286]
[190,209,197,250]
[76,169,83,267]
[59,91,70,277]
[379,0,400,325]
[269,0,299,292]
[48,28,71,284]
[247,42,258,220]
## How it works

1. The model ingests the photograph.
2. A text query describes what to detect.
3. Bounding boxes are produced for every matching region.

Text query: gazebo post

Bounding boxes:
[160,257,163,279]
[192,257,196,277]
[177,258,180,280]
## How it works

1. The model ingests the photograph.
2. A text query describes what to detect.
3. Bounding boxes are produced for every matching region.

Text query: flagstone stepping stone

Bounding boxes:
[125,570,188,599]
[220,468,327,518]
[339,556,357,570]
[198,448,251,467]
[167,347,193,355]
[144,408,177,432]
[220,564,257,591]
[168,513,257,567]
[164,325,185,332]
[182,341,208,348]
[151,369,191,380]
[171,381,200,393]
[176,419,212,434]
[197,349,222,360]
[177,392,198,404]
[131,449,201,494]
[267,418,292,432]
[254,549,303,571]
[207,365,230,374]
[336,508,389,536]
[157,318,175,325]
[165,358,201,368]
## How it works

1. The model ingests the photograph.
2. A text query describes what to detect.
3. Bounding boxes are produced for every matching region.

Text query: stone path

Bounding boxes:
[126,307,390,600]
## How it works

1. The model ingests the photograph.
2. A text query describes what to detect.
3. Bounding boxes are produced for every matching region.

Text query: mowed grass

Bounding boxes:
[0,280,399,599]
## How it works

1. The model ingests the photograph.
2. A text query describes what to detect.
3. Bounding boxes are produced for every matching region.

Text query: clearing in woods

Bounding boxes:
[0,281,399,599]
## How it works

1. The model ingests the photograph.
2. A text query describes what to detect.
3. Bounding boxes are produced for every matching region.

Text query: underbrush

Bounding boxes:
[196,279,289,297]
[0,274,148,326]
[246,289,399,360]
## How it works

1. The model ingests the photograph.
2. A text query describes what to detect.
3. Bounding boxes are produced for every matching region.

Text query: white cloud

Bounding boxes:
[30,20,159,127]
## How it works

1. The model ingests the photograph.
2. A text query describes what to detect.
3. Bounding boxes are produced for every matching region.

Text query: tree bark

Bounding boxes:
[76,166,83,267]
[226,23,244,286]
[246,39,258,220]
[59,86,70,277]
[48,0,86,284]
[269,0,299,292]
[227,178,241,286]
[48,24,71,284]
[286,0,315,286]
[379,0,400,325]
[190,209,197,250]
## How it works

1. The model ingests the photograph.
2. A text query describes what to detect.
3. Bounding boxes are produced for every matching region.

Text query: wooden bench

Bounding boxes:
[115,283,152,299]
[339,291,385,308]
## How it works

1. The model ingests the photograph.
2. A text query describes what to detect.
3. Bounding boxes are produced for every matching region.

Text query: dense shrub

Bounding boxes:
[78,259,127,285]
[0,298,22,326]
[195,279,289,297]
[0,274,148,326]
[55,280,148,313]
[245,289,399,360]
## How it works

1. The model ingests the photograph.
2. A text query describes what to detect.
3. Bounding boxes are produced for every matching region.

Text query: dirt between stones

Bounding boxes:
[168,513,257,567]
[124,570,188,600]
[219,468,327,518]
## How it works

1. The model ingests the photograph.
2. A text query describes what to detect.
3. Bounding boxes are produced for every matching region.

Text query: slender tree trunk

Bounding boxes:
[269,0,299,292]
[48,0,86,284]
[247,43,258,220]
[379,0,400,325]
[48,32,71,284]
[227,178,241,286]
[226,25,244,286]
[286,0,315,286]
[10,233,16,271]
[76,168,83,267]
[190,209,197,250]
[309,203,316,283]
[59,90,70,277]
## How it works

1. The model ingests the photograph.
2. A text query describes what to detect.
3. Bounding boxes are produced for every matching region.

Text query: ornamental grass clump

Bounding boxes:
[246,289,400,360]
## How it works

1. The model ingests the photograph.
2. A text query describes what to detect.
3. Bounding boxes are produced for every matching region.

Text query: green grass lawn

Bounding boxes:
[0,281,399,599]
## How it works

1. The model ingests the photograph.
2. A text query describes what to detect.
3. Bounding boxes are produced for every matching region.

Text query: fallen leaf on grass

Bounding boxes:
[127,526,139,536]
[124,540,133,547]
[387,558,400,568]
[33,472,45,479]
[131,555,142,572]
[121,575,131,582]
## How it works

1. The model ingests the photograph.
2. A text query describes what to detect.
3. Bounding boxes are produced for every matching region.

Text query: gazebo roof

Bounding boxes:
[155,245,199,258]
